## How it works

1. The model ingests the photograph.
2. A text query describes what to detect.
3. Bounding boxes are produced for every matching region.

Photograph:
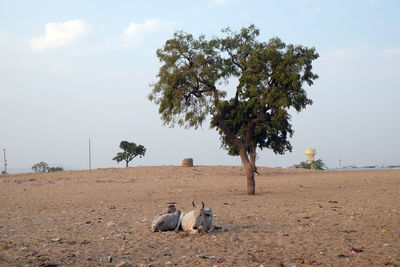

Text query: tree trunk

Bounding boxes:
[125,161,129,168]
[214,118,256,194]
[250,145,257,172]
[240,149,255,195]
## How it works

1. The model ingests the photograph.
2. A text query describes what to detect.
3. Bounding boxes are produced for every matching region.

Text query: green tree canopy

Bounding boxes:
[149,25,318,194]
[113,141,146,168]
[32,162,49,172]
[48,166,64,172]
[295,158,326,170]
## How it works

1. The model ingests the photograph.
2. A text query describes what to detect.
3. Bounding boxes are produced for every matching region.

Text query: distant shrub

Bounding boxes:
[32,162,49,172]
[295,158,326,170]
[295,161,312,169]
[48,167,64,172]
[32,162,64,172]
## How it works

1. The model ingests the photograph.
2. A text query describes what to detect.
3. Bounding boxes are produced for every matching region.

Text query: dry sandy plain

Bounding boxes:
[0,166,399,267]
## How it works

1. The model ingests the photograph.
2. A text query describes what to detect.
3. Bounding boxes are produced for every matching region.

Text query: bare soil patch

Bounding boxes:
[1,166,399,266]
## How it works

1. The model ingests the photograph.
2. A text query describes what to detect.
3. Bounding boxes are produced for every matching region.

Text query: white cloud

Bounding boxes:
[30,20,92,52]
[119,18,174,47]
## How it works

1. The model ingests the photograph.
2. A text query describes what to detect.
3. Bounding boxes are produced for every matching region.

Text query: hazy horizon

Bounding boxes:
[1,0,399,172]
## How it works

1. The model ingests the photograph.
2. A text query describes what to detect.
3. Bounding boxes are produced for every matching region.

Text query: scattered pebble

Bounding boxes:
[196,255,209,259]
[115,261,130,267]
[233,237,242,242]
[350,247,363,254]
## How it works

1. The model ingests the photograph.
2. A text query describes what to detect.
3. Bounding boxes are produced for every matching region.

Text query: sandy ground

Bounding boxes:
[0,166,399,267]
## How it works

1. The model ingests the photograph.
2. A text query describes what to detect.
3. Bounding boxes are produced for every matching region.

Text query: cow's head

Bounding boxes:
[203,208,214,232]
[166,204,177,213]
[191,201,213,232]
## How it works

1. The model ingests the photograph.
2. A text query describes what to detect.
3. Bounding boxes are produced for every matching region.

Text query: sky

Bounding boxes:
[1,0,399,172]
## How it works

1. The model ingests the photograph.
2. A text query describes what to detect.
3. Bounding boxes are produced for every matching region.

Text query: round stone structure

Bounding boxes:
[181,158,194,167]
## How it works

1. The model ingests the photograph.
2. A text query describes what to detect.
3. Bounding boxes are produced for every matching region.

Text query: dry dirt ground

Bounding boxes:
[0,166,399,266]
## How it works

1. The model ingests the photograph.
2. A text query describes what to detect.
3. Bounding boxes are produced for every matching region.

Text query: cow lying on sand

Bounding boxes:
[175,201,214,234]
[151,205,181,232]
[151,202,214,234]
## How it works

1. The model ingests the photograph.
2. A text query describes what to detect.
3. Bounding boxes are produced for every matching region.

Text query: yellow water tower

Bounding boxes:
[305,148,316,164]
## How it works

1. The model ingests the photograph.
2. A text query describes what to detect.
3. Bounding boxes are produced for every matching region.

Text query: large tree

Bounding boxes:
[113,141,146,168]
[149,25,318,195]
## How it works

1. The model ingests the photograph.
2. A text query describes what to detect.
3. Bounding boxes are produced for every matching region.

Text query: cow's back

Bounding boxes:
[151,210,181,232]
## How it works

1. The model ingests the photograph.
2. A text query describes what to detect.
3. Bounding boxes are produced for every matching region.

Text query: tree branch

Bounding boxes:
[215,116,244,150]
[245,116,265,146]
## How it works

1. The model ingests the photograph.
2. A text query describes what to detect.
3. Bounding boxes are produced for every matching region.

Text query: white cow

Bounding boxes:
[175,201,214,234]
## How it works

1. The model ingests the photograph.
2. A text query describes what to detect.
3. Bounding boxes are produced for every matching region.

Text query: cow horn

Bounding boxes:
[201,201,205,209]
[192,200,196,207]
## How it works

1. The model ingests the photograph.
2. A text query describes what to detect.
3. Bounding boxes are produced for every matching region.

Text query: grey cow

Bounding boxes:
[175,201,214,234]
[151,205,181,232]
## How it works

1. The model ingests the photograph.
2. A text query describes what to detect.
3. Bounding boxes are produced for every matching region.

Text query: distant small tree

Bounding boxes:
[32,162,49,172]
[113,141,146,167]
[295,158,326,170]
[48,166,64,172]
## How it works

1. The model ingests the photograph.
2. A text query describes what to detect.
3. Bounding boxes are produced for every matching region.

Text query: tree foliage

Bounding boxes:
[113,141,146,168]
[48,166,64,172]
[32,162,49,172]
[149,25,318,194]
[32,162,64,172]
[295,158,326,170]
